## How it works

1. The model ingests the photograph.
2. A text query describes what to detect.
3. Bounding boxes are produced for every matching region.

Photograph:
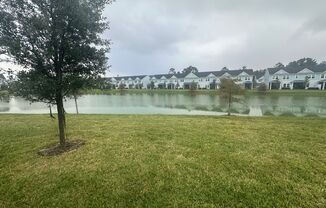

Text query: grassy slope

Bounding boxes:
[0,115,325,207]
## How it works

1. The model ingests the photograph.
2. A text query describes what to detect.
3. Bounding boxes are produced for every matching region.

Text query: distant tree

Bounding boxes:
[257,83,268,93]
[182,66,198,74]
[0,0,112,147]
[118,83,126,90]
[190,81,197,91]
[274,62,285,69]
[287,58,317,69]
[221,67,229,71]
[211,79,217,90]
[242,66,247,70]
[150,81,155,89]
[304,76,310,89]
[168,68,176,74]
[218,78,244,116]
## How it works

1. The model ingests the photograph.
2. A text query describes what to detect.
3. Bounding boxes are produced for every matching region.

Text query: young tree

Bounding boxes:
[218,78,244,116]
[0,0,111,147]
[190,81,197,91]
[304,76,310,89]
[257,83,268,93]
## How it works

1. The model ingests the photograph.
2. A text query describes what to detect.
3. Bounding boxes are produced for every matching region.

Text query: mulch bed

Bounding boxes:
[38,140,85,156]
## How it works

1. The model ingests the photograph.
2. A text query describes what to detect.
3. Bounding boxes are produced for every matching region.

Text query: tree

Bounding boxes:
[221,67,229,71]
[304,76,310,89]
[0,0,111,147]
[149,81,155,89]
[168,68,176,74]
[242,66,247,70]
[287,58,317,69]
[274,62,284,69]
[218,78,244,116]
[182,66,198,74]
[190,81,197,91]
[257,83,268,93]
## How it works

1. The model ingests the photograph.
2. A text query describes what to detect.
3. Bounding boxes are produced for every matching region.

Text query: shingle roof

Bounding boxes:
[110,75,147,81]
[107,69,255,81]
[253,70,265,79]
[268,65,326,75]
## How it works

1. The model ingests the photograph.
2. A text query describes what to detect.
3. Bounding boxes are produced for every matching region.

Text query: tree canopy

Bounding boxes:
[218,78,244,116]
[182,66,198,74]
[168,68,176,74]
[0,0,112,146]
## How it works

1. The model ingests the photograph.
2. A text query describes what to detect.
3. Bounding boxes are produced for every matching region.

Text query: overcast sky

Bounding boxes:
[1,0,326,77]
[104,0,326,76]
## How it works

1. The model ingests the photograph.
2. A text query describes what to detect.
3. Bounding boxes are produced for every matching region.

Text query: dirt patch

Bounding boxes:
[38,140,85,156]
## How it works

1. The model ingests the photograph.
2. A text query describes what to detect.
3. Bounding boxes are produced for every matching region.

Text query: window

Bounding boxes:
[321,74,325,79]
[312,74,315,79]
[295,75,298,79]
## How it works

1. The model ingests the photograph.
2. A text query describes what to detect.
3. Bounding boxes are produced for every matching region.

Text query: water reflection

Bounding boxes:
[0,93,325,117]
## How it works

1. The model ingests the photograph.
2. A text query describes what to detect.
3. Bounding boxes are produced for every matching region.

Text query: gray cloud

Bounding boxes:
[2,0,325,76]
[104,0,326,76]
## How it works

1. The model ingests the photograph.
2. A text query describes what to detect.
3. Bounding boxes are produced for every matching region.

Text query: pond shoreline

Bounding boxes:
[1,93,326,117]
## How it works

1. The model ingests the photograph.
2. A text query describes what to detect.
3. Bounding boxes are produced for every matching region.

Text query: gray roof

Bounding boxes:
[109,75,147,81]
[253,70,265,79]
[107,69,255,81]
[268,65,326,75]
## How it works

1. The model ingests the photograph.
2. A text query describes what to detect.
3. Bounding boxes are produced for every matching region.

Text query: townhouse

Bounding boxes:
[106,69,255,90]
[265,65,326,90]
[0,74,5,86]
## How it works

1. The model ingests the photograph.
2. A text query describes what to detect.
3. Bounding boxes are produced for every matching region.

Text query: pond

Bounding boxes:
[1,93,326,117]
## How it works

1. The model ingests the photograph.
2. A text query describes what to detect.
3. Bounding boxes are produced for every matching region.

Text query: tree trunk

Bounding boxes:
[49,105,55,119]
[228,89,231,116]
[74,95,79,115]
[56,94,66,147]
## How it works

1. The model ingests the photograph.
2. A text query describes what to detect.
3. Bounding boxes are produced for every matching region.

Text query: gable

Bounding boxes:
[221,72,231,77]
[238,71,249,76]
[274,69,289,75]
[207,73,216,78]
[297,68,313,74]
[170,75,177,79]
[185,72,199,79]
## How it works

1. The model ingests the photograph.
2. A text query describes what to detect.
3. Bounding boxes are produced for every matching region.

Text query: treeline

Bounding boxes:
[167,58,326,74]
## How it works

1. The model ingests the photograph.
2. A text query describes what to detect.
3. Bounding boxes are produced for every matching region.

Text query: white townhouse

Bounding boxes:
[0,74,5,86]
[265,66,326,90]
[107,69,255,90]
[107,75,150,89]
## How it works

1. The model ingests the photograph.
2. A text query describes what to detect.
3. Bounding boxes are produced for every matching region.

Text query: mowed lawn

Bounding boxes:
[0,115,325,208]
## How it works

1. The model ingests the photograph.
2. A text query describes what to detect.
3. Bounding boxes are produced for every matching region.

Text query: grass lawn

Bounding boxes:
[0,115,325,207]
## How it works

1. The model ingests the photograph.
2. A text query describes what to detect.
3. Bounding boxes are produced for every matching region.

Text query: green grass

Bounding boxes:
[0,115,325,207]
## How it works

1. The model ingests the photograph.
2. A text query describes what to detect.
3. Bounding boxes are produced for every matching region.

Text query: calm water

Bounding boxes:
[1,93,326,117]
